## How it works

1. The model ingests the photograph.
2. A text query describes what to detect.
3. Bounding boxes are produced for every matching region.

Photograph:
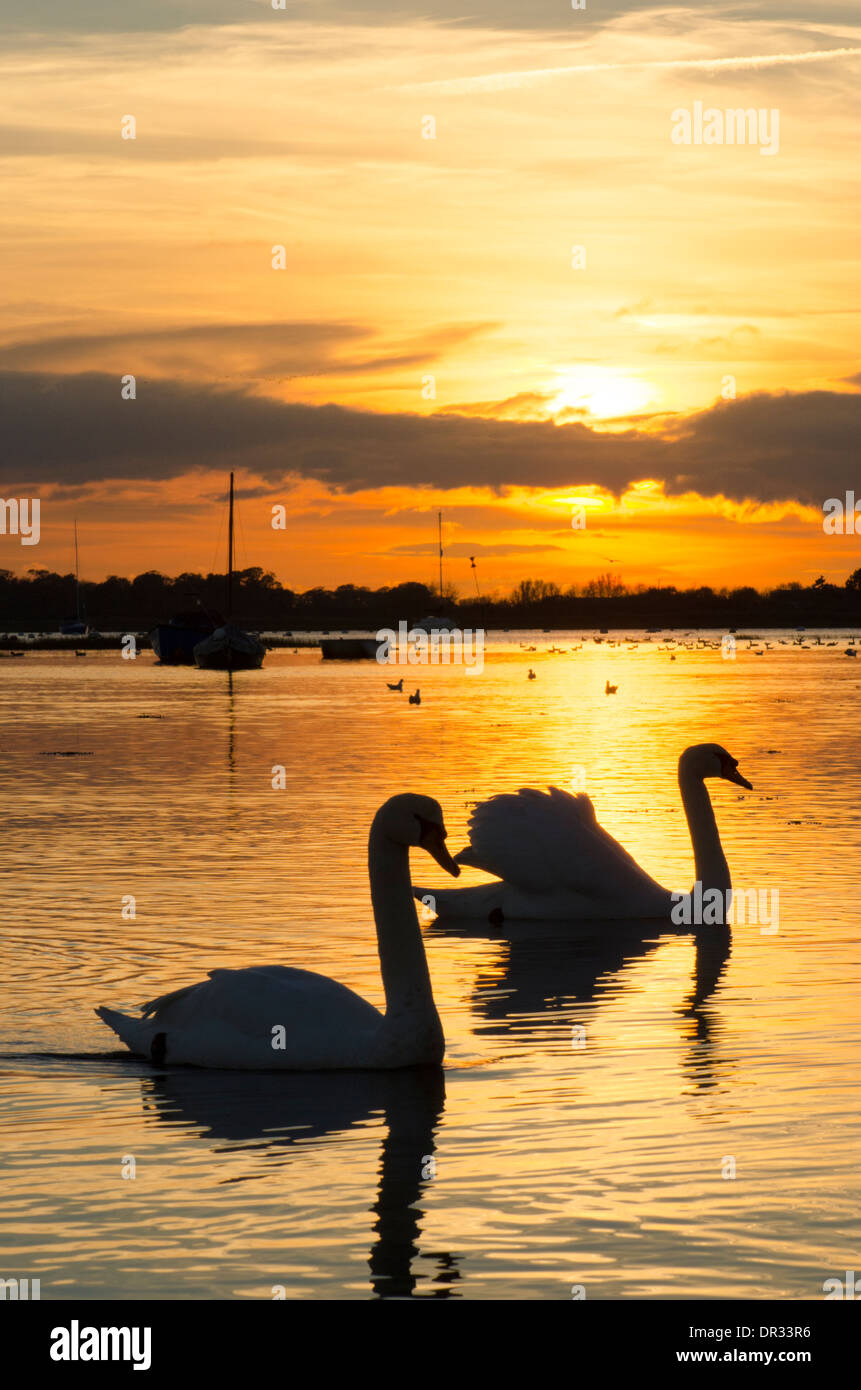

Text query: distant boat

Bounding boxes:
[320,637,382,660]
[320,512,456,661]
[151,610,217,666]
[59,521,89,636]
[414,615,457,633]
[193,472,265,671]
[320,615,456,660]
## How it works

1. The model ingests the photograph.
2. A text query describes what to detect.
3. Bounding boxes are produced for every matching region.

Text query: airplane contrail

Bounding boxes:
[408,46,861,95]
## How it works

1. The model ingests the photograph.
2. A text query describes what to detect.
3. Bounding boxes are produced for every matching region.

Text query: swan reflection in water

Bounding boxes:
[138,1064,460,1299]
[431,915,733,1093]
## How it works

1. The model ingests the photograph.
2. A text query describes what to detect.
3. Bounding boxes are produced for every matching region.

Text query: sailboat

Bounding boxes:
[193,472,266,671]
[320,510,452,660]
[59,521,89,636]
[413,512,455,634]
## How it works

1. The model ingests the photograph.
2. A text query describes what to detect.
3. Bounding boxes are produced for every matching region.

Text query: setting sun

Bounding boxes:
[549,369,659,421]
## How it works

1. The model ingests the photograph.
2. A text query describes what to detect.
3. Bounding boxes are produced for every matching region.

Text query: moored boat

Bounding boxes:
[320,636,382,660]
[59,521,89,636]
[150,613,216,665]
[194,623,265,671]
[193,472,265,671]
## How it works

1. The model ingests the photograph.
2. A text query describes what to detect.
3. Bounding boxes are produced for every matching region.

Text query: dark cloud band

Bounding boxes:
[2,370,856,506]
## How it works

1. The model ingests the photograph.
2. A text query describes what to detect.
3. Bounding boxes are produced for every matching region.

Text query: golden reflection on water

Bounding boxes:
[0,636,860,1298]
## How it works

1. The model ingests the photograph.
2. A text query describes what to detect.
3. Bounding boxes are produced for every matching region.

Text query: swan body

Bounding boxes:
[415,744,751,922]
[97,794,460,1069]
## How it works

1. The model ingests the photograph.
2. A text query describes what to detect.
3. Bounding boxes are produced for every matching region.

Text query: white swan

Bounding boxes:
[96,794,460,1069]
[415,744,752,921]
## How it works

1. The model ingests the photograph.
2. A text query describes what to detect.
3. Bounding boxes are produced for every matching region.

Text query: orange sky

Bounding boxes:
[1,6,859,592]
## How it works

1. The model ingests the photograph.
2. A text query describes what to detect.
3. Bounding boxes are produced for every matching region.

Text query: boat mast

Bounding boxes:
[227,471,234,620]
[438,510,443,602]
[74,519,81,621]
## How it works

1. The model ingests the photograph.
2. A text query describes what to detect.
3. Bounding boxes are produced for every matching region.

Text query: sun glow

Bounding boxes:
[549,369,658,421]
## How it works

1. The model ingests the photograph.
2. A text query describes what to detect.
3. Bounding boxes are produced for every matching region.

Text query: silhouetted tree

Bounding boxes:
[583,572,626,598]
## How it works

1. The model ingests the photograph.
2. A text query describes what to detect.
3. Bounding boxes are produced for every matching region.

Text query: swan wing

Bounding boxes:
[457,785,665,903]
[143,965,381,1037]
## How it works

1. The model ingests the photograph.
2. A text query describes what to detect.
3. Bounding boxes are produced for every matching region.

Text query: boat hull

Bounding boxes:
[193,625,265,670]
[151,624,212,665]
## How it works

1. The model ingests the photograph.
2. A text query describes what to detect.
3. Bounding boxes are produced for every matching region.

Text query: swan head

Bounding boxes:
[681,743,753,790]
[376,794,461,876]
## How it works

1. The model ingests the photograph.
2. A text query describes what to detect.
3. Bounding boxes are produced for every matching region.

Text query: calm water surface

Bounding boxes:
[1,633,860,1299]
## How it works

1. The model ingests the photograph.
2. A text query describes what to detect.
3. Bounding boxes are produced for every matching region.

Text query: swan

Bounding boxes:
[414,744,752,921]
[96,794,460,1069]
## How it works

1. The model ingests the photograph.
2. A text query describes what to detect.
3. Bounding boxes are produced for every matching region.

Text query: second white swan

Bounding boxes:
[415,743,752,921]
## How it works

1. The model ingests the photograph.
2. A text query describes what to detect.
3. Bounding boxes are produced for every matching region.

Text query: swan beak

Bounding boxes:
[423,826,461,877]
[725,766,753,790]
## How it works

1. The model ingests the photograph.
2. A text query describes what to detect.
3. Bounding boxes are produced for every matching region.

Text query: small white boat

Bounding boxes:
[414,615,458,633]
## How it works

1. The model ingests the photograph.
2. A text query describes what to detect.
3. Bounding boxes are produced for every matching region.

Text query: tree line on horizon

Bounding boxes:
[2,565,861,630]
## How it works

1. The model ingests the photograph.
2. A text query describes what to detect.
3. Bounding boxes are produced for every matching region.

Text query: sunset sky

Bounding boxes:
[1,1,860,595]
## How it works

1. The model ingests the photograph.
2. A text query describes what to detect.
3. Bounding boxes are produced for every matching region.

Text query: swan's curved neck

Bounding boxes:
[679,763,730,896]
[368,820,436,1020]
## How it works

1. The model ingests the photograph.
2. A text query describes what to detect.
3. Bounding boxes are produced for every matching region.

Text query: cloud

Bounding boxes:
[3,0,859,37]
[385,541,564,556]
[437,391,559,421]
[0,321,496,383]
[0,125,333,163]
[3,371,857,508]
[411,45,861,94]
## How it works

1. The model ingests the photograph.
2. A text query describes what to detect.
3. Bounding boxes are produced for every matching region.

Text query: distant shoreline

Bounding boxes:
[3,623,861,651]
[5,570,861,640]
